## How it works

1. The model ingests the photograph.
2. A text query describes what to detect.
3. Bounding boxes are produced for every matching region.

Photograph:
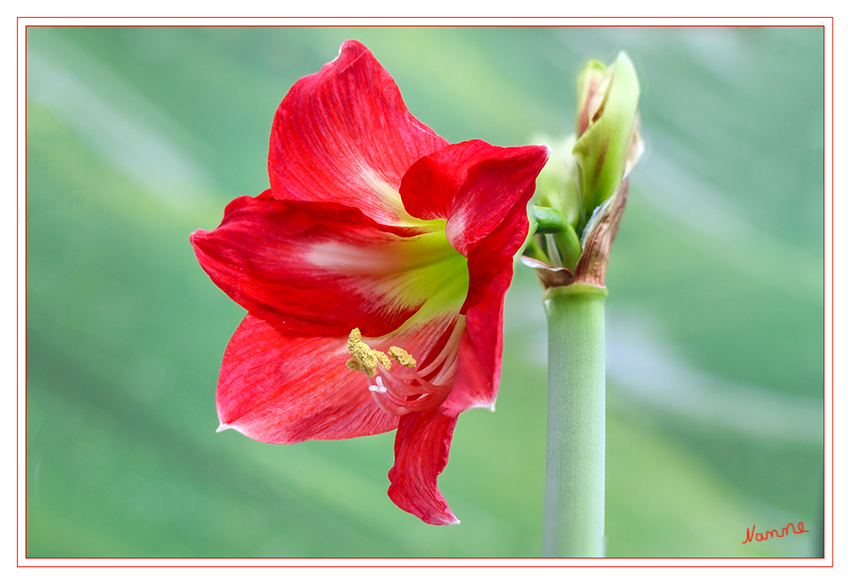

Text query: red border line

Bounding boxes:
[17,16,834,568]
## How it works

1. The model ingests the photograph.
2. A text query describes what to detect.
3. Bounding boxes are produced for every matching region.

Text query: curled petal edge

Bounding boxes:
[387,409,460,526]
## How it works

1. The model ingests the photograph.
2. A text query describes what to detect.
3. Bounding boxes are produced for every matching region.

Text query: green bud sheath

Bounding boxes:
[573,52,640,220]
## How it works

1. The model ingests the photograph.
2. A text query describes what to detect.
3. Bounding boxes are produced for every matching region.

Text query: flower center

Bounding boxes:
[345,327,455,416]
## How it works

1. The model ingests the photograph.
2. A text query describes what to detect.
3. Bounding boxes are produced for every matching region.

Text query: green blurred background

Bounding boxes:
[26,26,824,558]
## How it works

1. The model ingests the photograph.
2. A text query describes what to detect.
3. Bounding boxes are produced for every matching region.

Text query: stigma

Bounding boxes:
[344,327,450,417]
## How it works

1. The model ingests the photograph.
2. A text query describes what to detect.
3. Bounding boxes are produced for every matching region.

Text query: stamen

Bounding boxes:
[345,357,366,372]
[417,318,465,380]
[346,326,455,416]
[347,328,390,377]
[375,351,392,371]
[388,346,416,368]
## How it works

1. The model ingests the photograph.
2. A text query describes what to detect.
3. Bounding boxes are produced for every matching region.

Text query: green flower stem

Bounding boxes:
[542,282,607,557]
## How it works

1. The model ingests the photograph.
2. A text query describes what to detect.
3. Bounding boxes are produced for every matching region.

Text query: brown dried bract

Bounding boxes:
[523,179,629,290]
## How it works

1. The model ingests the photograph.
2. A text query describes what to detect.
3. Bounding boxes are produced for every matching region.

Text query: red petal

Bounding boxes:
[403,143,542,417]
[396,140,485,221]
[190,192,431,338]
[387,410,459,525]
[268,40,448,224]
[461,184,533,313]
[443,192,533,416]
[441,291,505,417]
[400,141,548,255]
[217,314,398,443]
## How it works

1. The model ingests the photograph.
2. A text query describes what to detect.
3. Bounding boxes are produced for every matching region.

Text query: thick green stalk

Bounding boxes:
[542,282,607,557]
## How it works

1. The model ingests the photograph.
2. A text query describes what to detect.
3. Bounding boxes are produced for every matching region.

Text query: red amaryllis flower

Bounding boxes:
[191,40,548,525]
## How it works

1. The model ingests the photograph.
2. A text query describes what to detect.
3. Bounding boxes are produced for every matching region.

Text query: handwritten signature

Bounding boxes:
[742,522,809,544]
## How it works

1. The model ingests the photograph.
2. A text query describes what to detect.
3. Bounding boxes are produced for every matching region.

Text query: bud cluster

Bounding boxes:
[524,52,643,289]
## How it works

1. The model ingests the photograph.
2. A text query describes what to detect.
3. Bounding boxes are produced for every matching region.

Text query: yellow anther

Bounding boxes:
[347,328,390,377]
[389,346,417,368]
[375,351,392,371]
[347,329,377,376]
[348,328,364,355]
[345,357,366,372]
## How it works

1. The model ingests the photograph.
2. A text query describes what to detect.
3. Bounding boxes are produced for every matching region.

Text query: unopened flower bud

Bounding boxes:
[523,52,643,289]
[572,52,641,219]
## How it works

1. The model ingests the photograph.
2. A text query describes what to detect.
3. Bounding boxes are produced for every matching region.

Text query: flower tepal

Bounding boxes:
[191,40,549,525]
